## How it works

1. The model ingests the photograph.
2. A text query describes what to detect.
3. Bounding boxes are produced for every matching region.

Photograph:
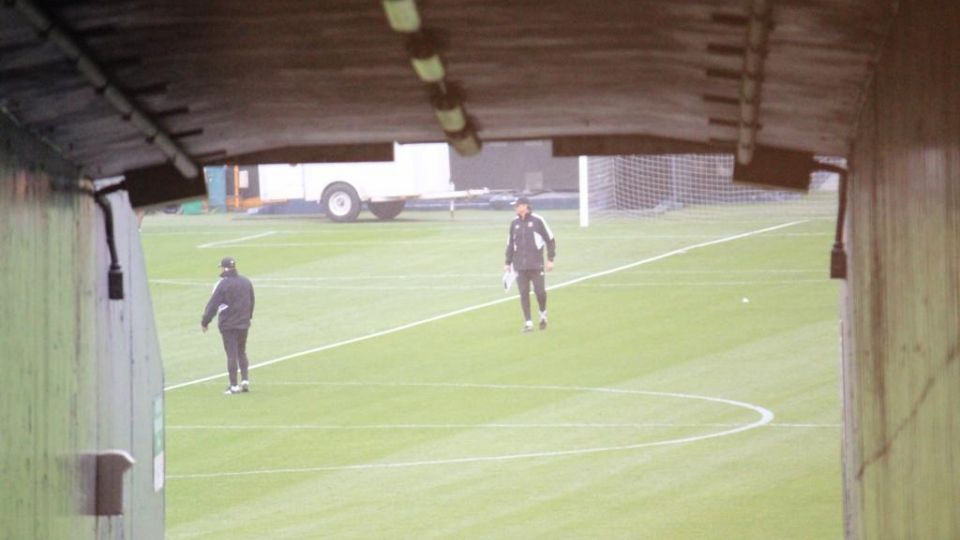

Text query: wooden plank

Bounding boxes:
[552,134,722,156]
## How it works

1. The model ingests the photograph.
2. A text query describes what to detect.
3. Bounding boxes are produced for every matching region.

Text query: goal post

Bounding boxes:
[578,156,589,227]
[579,153,841,225]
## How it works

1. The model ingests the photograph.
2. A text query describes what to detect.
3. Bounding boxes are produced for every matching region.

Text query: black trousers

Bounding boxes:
[220,328,249,387]
[516,269,547,321]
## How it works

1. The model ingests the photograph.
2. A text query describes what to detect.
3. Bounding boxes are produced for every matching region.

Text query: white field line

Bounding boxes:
[154,273,574,283]
[164,220,806,392]
[150,280,496,291]
[215,232,828,248]
[588,217,834,225]
[613,269,822,274]
[196,231,277,249]
[561,232,829,239]
[149,279,824,291]
[217,240,502,247]
[538,220,806,290]
[165,383,776,479]
[149,225,512,235]
[144,231,263,236]
[581,280,826,287]
[144,229,377,236]
[149,229,813,239]
[167,423,840,430]
[149,269,824,287]
[147,230,829,239]
[212,233,831,247]
[772,423,842,427]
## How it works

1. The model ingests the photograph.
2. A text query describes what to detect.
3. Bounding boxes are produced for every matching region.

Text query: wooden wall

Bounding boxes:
[0,112,97,539]
[0,112,165,539]
[844,0,960,537]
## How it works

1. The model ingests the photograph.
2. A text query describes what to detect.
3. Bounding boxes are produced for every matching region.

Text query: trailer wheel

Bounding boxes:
[322,182,361,222]
[368,200,406,220]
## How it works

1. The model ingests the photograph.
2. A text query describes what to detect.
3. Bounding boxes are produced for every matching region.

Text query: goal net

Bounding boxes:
[581,154,841,225]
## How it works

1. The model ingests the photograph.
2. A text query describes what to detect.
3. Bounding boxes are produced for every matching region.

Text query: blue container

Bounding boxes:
[204,166,227,211]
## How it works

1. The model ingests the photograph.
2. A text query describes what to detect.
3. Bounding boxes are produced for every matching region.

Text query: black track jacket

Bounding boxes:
[505,212,556,271]
[201,269,255,330]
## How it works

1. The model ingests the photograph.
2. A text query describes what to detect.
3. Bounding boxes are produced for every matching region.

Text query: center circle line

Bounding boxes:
[166,382,774,480]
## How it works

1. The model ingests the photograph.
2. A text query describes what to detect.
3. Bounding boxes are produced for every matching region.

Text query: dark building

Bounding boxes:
[449,140,578,192]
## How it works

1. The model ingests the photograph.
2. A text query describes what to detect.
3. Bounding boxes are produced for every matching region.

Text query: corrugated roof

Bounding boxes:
[0,0,893,180]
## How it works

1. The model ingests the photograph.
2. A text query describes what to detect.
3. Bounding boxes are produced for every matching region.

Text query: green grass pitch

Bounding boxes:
[142,207,842,539]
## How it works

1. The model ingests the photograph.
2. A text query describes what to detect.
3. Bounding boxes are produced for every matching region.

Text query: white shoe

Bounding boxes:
[224,385,240,395]
[522,321,534,333]
[240,380,250,392]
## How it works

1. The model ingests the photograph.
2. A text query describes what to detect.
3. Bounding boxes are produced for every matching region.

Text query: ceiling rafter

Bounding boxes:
[5,0,199,178]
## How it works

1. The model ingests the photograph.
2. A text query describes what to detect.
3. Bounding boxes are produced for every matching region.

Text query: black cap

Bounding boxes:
[512,196,531,206]
[219,257,236,269]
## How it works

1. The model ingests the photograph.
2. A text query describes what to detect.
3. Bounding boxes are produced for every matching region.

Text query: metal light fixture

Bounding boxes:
[380,0,483,155]
[382,0,421,33]
[447,127,481,156]
[406,33,445,83]
[432,92,466,132]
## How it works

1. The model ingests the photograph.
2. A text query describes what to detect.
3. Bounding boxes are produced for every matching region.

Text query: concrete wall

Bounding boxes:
[94,187,167,539]
[843,0,960,537]
[0,113,164,538]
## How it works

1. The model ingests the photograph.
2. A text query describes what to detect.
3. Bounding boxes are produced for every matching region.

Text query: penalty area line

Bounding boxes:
[197,231,277,249]
[164,220,806,392]
[167,422,840,430]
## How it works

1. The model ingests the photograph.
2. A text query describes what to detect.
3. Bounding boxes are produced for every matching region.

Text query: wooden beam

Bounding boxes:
[122,163,207,208]
[731,144,815,192]
[204,144,395,165]
[552,134,722,157]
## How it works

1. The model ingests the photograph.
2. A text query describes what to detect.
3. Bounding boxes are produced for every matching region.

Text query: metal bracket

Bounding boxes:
[92,450,135,516]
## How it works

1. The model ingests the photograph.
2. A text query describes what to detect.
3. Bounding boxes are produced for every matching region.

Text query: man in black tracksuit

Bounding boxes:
[202,256,255,394]
[504,197,556,332]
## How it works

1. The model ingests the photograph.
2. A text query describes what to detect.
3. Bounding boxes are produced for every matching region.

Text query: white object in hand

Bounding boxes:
[502,266,518,292]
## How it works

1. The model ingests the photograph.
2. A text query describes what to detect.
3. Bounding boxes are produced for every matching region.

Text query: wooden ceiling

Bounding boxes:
[0,0,894,180]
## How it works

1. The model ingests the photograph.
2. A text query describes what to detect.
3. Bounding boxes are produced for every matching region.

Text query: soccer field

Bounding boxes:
[143,208,842,539]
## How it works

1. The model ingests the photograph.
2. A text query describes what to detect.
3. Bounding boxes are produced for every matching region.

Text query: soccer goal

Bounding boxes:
[578,154,842,226]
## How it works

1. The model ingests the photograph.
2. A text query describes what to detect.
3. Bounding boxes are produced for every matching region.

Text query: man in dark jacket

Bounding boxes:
[202,256,255,394]
[504,197,556,332]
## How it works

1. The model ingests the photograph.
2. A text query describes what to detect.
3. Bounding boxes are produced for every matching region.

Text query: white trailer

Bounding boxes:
[257,142,487,222]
